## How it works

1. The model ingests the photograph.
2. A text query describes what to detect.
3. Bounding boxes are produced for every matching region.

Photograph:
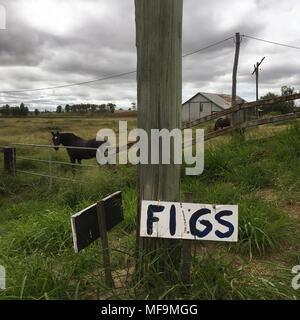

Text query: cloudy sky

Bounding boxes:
[0,0,299,110]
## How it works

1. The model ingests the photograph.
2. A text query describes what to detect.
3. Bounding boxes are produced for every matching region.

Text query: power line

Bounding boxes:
[242,34,300,50]
[0,36,235,95]
[0,71,137,94]
[182,36,234,57]
[1,34,300,97]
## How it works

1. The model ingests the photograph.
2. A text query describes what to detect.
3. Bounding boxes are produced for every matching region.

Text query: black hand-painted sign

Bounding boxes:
[71,191,123,252]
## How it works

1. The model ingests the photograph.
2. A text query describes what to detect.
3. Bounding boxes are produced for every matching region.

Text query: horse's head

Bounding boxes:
[51,131,61,151]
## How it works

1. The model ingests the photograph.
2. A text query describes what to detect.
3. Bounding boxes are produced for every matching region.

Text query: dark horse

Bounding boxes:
[214,118,231,131]
[51,131,107,165]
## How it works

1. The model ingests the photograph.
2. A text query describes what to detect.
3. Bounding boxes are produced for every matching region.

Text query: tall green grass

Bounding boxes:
[0,122,299,300]
[236,196,292,257]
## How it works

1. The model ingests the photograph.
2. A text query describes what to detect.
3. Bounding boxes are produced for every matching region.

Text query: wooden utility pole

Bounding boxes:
[252,57,265,101]
[232,32,242,126]
[135,0,183,272]
[232,32,240,107]
[252,57,265,118]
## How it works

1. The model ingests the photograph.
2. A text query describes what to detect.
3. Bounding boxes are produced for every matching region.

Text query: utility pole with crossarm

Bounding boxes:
[252,57,265,118]
[252,56,265,101]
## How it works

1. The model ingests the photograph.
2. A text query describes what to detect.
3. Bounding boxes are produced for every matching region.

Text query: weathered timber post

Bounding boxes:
[232,34,240,109]
[4,147,16,174]
[135,0,183,272]
[231,32,244,129]
[97,201,114,288]
[181,192,194,284]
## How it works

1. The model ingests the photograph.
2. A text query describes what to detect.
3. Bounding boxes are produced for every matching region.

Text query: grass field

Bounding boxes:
[0,115,299,300]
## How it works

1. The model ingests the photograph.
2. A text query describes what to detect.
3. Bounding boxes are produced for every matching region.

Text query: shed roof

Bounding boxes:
[183,92,246,110]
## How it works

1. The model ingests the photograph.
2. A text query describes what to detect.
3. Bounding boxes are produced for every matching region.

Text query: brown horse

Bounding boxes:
[214,118,231,131]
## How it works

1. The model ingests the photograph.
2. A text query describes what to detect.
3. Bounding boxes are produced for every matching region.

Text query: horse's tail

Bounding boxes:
[90,139,109,148]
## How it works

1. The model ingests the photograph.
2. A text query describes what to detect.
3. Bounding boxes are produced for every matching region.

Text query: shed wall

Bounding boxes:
[182,93,223,122]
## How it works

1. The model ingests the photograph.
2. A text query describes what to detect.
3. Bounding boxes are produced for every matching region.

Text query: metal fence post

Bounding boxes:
[49,147,52,186]
[12,147,16,175]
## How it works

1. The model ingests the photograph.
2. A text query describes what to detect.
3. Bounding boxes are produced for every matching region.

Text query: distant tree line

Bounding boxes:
[57,103,117,114]
[260,86,299,115]
[0,103,29,116]
[0,102,120,116]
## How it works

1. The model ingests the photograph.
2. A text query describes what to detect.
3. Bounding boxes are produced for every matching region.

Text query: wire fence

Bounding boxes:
[7,142,136,182]
[2,101,298,183]
[11,143,102,182]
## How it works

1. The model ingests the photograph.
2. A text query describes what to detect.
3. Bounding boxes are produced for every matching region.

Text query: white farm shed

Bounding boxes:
[182,92,246,123]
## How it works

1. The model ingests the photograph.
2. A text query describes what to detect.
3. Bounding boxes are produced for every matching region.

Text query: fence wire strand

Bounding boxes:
[11,143,104,182]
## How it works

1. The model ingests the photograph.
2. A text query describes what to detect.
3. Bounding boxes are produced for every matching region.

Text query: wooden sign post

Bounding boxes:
[71,191,123,288]
[181,192,194,284]
[96,200,114,288]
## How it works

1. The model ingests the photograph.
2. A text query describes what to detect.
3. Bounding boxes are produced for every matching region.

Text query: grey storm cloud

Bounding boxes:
[0,0,299,109]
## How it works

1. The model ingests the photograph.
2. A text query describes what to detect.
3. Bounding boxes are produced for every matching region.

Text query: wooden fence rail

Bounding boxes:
[242,111,300,129]
[203,112,300,141]
[1,110,299,175]
[182,93,300,129]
